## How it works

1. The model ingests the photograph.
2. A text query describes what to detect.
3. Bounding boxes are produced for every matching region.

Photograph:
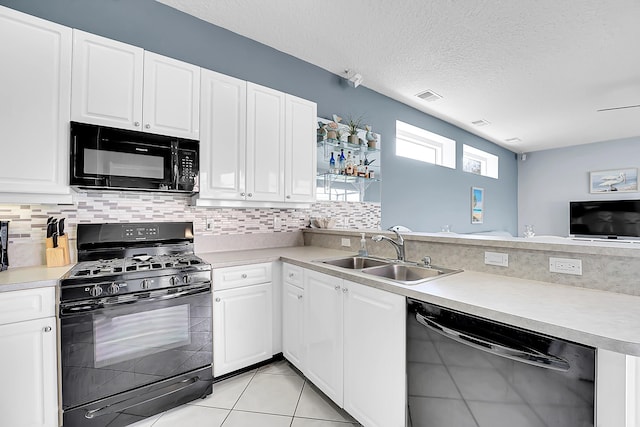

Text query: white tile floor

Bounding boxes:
[130,360,362,427]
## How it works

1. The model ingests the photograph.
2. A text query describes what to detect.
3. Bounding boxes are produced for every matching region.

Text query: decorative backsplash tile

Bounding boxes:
[0,191,380,267]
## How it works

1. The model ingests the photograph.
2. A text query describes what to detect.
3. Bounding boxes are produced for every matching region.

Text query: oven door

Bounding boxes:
[70,121,173,190]
[59,286,212,422]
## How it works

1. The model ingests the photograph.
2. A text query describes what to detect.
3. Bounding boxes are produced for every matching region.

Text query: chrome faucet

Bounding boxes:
[372,227,406,261]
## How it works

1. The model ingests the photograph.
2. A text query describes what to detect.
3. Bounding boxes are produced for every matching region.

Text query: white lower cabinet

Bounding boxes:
[343,279,406,427]
[596,348,640,426]
[303,269,345,403]
[285,266,406,427]
[0,287,58,427]
[213,263,273,377]
[282,263,305,370]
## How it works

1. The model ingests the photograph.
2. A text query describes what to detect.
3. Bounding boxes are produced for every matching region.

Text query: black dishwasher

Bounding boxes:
[407,299,595,427]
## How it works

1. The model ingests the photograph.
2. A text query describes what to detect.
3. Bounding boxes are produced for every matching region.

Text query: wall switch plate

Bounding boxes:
[206,217,214,231]
[341,238,351,247]
[549,257,582,275]
[484,251,509,267]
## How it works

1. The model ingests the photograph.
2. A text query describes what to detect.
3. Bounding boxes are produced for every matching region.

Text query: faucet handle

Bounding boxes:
[421,256,432,267]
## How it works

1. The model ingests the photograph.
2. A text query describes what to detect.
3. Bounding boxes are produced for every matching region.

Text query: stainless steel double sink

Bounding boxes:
[319,256,462,285]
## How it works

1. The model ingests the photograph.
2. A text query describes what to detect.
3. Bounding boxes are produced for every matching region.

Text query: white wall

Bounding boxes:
[518,137,640,236]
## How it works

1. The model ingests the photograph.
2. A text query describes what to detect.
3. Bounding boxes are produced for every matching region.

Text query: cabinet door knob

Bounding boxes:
[286,195,291,199]
[145,124,151,129]
[342,287,348,293]
[241,273,247,279]
[240,192,245,197]
[297,294,303,300]
[43,326,52,332]
[215,297,221,302]
[334,285,341,291]
[288,273,294,278]
[134,121,140,127]
[248,193,253,197]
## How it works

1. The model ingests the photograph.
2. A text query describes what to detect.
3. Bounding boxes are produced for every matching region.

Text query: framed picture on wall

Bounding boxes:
[471,187,484,224]
[589,168,638,193]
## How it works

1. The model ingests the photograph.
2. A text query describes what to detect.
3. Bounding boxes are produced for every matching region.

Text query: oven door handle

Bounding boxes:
[415,312,570,372]
[60,285,210,315]
[84,375,207,419]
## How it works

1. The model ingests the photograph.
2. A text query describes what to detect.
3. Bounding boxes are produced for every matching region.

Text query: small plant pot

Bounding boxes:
[348,134,359,144]
[327,130,337,140]
[367,139,377,149]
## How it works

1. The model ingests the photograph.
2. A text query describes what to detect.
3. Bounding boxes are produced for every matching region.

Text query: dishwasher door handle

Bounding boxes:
[415,312,571,372]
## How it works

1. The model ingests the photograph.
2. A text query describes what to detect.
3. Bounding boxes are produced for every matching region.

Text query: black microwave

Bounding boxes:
[70,122,199,193]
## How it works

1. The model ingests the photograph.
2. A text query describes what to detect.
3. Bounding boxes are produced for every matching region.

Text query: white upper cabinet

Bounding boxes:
[198,79,316,206]
[0,6,73,203]
[71,30,144,131]
[246,83,286,202]
[143,51,200,139]
[285,94,317,203]
[72,31,200,139]
[199,69,247,200]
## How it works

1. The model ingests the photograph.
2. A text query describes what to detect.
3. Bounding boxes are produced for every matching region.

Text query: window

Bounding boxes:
[395,120,455,169]
[463,144,499,179]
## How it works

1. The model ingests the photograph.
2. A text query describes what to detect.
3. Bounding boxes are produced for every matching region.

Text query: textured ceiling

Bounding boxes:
[156,0,640,153]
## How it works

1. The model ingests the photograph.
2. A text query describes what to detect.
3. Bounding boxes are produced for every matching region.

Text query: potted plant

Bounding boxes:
[346,115,363,144]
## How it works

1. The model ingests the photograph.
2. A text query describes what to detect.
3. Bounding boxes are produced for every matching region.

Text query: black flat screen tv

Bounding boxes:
[570,199,640,239]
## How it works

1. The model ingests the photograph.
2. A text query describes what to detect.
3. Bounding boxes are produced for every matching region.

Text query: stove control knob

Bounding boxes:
[108,283,120,294]
[89,285,103,297]
[182,275,191,284]
[140,279,151,290]
[169,276,179,286]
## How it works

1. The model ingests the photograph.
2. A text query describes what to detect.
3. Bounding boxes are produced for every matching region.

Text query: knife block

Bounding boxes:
[45,236,69,267]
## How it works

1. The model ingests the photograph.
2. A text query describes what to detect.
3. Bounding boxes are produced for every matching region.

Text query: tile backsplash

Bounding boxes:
[0,191,380,267]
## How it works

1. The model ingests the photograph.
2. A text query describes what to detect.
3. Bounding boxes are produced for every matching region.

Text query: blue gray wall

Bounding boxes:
[1,0,518,235]
[519,137,640,236]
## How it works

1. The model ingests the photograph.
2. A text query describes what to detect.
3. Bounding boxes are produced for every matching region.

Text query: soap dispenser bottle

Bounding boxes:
[358,233,368,256]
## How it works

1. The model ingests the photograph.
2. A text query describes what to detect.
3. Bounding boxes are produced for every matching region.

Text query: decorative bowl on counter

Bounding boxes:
[312,217,337,228]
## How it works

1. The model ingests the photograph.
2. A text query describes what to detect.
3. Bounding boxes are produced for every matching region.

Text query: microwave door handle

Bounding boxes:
[415,312,570,372]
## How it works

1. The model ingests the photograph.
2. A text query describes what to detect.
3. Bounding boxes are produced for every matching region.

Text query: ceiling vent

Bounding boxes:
[416,90,443,102]
[471,119,490,127]
[505,137,522,143]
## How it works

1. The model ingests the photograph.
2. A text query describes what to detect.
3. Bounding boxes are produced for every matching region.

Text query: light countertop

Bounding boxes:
[4,245,640,356]
[0,264,73,293]
[201,246,640,356]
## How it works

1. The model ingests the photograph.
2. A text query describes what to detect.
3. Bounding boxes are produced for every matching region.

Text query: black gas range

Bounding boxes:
[59,222,213,427]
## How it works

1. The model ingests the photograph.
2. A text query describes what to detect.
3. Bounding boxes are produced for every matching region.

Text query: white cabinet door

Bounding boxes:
[285,94,317,203]
[0,6,72,202]
[303,269,344,405]
[213,282,273,377]
[143,51,200,139]
[199,69,247,200]
[71,30,143,130]
[0,317,58,427]
[246,83,286,202]
[283,281,305,371]
[343,280,406,427]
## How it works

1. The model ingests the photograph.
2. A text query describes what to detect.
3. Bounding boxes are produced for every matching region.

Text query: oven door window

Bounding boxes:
[60,291,212,410]
[94,304,190,368]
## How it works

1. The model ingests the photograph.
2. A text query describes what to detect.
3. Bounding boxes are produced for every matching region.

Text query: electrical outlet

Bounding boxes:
[484,251,509,267]
[341,238,351,247]
[549,257,582,275]
[273,216,282,231]
[205,217,214,231]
